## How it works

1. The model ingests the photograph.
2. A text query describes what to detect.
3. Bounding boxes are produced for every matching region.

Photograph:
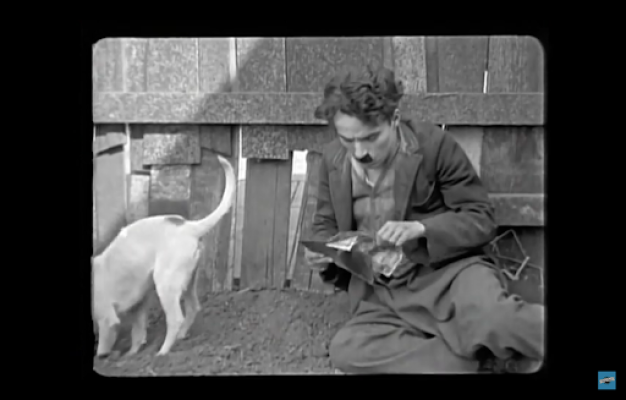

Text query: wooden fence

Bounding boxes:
[93,36,545,303]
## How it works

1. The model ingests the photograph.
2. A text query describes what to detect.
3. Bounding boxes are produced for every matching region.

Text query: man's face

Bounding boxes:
[333,111,397,168]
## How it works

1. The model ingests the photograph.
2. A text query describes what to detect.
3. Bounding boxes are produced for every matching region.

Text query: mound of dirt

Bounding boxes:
[93,287,352,376]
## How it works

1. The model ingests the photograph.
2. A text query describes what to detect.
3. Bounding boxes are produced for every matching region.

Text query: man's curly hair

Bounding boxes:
[314,64,405,127]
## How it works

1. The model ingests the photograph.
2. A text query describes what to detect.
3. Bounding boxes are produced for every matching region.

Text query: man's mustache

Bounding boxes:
[355,154,373,164]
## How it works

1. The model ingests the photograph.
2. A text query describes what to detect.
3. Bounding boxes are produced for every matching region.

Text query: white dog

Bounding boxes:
[92,154,236,358]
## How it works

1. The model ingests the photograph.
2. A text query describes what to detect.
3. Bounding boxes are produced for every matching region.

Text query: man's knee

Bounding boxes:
[453,264,508,312]
[328,327,354,370]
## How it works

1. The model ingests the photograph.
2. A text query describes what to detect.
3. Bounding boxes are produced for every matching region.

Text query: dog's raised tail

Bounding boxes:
[185,154,236,238]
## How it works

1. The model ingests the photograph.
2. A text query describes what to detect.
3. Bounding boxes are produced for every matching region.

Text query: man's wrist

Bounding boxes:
[414,220,426,238]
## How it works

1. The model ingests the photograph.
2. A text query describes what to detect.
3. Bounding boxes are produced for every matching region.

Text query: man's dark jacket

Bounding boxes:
[311,118,498,291]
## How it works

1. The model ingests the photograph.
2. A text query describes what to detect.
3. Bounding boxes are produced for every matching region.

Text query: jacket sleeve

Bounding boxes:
[311,153,351,291]
[420,130,498,264]
[311,153,338,241]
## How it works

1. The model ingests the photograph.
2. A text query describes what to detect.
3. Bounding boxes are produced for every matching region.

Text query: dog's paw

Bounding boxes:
[96,350,121,361]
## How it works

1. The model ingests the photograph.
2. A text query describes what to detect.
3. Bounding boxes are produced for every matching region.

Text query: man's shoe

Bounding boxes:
[479,355,542,374]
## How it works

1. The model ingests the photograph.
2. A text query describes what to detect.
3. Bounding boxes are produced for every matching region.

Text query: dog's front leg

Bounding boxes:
[96,317,120,358]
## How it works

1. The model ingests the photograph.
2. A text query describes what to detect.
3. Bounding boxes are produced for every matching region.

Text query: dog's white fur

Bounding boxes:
[92,155,236,357]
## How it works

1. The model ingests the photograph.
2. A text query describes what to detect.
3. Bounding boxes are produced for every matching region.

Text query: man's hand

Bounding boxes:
[303,247,333,269]
[377,221,426,247]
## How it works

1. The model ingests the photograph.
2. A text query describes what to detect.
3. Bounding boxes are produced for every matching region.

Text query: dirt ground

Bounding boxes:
[93,287,352,376]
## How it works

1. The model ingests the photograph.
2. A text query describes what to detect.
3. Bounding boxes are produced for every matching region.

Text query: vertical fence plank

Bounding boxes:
[428,36,488,190]
[297,152,335,293]
[241,159,292,288]
[487,36,544,93]
[286,177,304,283]
[93,134,98,251]
[191,126,237,292]
[143,125,200,219]
[481,126,544,193]
[145,38,199,93]
[93,38,123,93]
[237,38,291,290]
[227,126,241,289]
[93,125,128,255]
[149,166,192,218]
[292,151,318,291]
[485,36,545,305]
[436,36,489,93]
[126,174,150,223]
[286,37,385,92]
[129,125,147,173]
[286,37,385,293]
[392,36,427,94]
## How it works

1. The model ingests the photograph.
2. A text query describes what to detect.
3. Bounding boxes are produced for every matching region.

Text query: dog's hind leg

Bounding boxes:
[155,284,184,355]
[178,264,201,340]
[153,241,201,355]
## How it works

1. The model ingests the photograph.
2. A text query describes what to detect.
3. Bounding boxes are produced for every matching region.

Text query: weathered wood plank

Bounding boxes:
[485,36,545,327]
[126,173,150,223]
[240,125,336,156]
[488,36,544,93]
[242,126,289,159]
[129,125,147,172]
[149,165,191,218]
[236,38,290,289]
[93,92,544,125]
[231,178,246,288]
[94,125,127,254]
[481,127,544,193]
[490,227,544,305]
[145,38,199,93]
[490,194,543,226]
[292,152,316,291]
[430,37,488,178]
[199,125,232,156]
[291,152,333,293]
[240,159,293,289]
[392,36,427,93]
[226,127,240,289]
[288,126,335,153]
[287,178,305,281]
[286,37,385,92]
[300,152,334,294]
[198,38,232,93]
[94,131,126,155]
[237,38,290,159]
[236,38,287,92]
[382,37,394,71]
[93,38,123,92]
[93,154,98,250]
[123,39,148,92]
[447,127,484,176]
[190,140,236,292]
[438,36,489,92]
[142,125,201,166]
[425,37,439,92]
